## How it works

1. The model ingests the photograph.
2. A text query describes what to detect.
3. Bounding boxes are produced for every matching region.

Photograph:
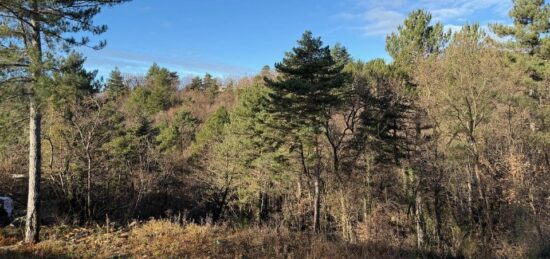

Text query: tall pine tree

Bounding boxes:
[105,67,127,98]
[386,9,450,83]
[266,31,347,232]
[492,0,550,57]
[0,0,129,243]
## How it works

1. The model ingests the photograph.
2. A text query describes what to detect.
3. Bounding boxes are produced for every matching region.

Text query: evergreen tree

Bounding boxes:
[50,53,99,112]
[203,73,220,102]
[266,31,347,232]
[260,65,271,76]
[351,59,409,164]
[146,63,178,111]
[191,106,230,154]
[331,43,352,67]
[188,76,203,90]
[492,0,550,57]
[386,10,450,80]
[225,83,289,222]
[492,0,550,171]
[156,108,198,152]
[266,31,346,129]
[0,82,27,166]
[126,64,178,116]
[199,83,289,222]
[106,68,127,98]
[203,73,219,91]
[0,0,129,243]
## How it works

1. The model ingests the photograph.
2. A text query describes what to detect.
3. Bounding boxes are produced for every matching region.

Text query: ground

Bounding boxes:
[0,220,433,259]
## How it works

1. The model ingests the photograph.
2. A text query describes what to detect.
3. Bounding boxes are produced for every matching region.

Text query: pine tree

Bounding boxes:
[126,64,178,116]
[0,0,129,243]
[188,76,203,90]
[201,83,289,223]
[203,73,219,91]
[492,0,550,57]
[266,31,347,232]
[492,0,550,181]
[145,63,178,111]
[156,108,197,152]
[386,10,450,80]
[331,43,352,67]
[192,106,230,154]
[106,68,127,98]
[266,31,346,128]
[203,73,220,102]
[50,53,99,111]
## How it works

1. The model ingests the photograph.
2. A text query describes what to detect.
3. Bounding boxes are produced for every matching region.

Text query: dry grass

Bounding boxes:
[0,220,427,259]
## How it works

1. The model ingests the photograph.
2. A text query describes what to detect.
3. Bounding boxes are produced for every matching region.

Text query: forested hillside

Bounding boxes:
[0,0,549,258]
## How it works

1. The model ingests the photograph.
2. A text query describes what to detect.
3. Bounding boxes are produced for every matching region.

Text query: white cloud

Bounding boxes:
[335,0,513,37]
[444,24,463,34]
[361,8,405,36]
[81,49,257,78]
[431,7,469,21]
[332,12,363,21]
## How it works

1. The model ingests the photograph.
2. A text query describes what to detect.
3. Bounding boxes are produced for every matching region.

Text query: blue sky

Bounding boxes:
[79,0,514,80]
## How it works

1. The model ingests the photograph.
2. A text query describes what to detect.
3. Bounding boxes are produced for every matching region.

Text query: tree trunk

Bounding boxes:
[466,168,473,222]
[528,188,544,244]
[25,101,41,244]
[258,191,269,223]
[473,162,493,242]
[340,192,356,243]
[332,145,339,174]
[415,194,424,249]
[313,172,321,233]
[86,154,92,221]
[25,2,43,243]
[434,183,444,255]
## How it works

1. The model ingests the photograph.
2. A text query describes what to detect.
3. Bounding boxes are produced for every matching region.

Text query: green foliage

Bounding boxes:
[453,23,485,42]
[229,84,289,173]
[192,106,230,154]
[230,84,284,157]
[0,83,26,154]
[105,117,157,165]
[491,0,550,57]
[331,43,352,67]
[350,59,408,163]
[203,83,291,212]
[105,67,128,98]
[0,0,131,104]
[266,31,348,132]
[203,73,219,92]
[156,108,198,152]
[126,64,178,116]
[186,73,220,105]
[186,73,220,93]
[0,2,549,257]
[386,10,450,77]
[350,59,392,89]
[491,1,550,143]
[49,53,99,111]
[188,76,203,90]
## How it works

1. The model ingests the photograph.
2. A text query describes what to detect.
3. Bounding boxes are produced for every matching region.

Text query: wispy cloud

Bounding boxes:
[334,0,512,37]
[81,48,257,79]
[361,8,405,36]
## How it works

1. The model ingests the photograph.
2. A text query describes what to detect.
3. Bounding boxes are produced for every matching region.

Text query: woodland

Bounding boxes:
[0,0,549,258]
